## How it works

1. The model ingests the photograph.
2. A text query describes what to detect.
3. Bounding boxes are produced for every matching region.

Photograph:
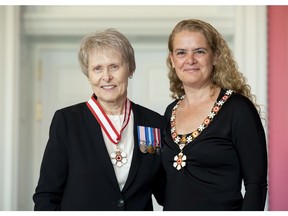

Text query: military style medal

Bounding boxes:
[137,126,161,154]
[139,141,148,153]
[145,126,154,154]
[87,95,132,168]
[110,149,128,168]
[153,127,161,155]
[173,152,187,170]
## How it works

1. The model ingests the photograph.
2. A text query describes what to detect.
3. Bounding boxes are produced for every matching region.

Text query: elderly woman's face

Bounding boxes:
[88,48,131,105]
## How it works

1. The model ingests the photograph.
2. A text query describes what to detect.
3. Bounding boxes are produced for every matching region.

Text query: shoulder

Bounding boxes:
[131,101,165,129]
[131,102,162,118]
[47,102,87,131]
[54,102,87,117]
[227,91,257,112]
[164,100,178,116]
[222,91,261,123]
[58,102,87,112]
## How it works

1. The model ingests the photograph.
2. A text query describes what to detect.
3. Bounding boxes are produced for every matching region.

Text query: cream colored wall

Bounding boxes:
[21,5,267,117]
[0,6,20,210]
[0,5,267,210]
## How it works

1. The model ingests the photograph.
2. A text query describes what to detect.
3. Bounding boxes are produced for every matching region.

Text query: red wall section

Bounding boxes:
[268,6,288,211]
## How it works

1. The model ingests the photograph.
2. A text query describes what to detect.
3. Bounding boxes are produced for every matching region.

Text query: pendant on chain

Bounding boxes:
[173,152,186,170]
[110,150,127,168]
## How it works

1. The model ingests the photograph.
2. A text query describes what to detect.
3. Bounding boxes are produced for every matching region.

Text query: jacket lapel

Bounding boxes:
[84,102,147,193]
[122,103,143,192]
[83,105,120,192]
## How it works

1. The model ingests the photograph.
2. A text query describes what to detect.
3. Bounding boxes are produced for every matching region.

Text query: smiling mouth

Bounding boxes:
[184,68,198,72]
[185,67,199,70]
[101,85,116,89]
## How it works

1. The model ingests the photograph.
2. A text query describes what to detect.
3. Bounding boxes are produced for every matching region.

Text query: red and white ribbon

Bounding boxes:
[86,95,132,144]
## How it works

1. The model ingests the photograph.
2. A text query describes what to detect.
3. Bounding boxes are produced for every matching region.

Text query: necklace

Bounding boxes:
[87,95,132,168]
[170,89,233,170]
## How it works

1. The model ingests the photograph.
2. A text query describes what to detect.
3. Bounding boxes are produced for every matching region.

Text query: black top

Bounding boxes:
[33,101,165,211]
[162,89,267,211]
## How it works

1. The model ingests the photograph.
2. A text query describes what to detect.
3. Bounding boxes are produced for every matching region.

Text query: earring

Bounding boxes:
[129,75,133,79]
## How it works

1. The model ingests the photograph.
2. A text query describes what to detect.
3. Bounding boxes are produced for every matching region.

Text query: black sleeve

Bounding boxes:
[231,96,268,210]
[33,110,69,210]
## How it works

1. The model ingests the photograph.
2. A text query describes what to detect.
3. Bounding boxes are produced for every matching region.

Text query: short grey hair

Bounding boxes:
[78,28,136,77]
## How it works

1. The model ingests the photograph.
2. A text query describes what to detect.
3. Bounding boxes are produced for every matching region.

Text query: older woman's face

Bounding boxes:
[88,48,131,105]
[170,30,216,89]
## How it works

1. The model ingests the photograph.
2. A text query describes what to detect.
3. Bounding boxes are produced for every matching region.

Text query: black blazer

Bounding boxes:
[33,101,165,211]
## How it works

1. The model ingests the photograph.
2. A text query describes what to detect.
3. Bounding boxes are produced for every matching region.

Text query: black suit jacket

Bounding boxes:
[33,101,165,211]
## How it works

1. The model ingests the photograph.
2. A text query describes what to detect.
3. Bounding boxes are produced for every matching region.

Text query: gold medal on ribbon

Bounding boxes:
[147,145,155,154]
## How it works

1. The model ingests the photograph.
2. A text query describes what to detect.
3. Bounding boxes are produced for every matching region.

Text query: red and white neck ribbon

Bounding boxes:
[86,95,132,144]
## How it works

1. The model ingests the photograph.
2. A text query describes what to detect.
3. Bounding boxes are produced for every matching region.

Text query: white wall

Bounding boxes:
[0,6,20,210]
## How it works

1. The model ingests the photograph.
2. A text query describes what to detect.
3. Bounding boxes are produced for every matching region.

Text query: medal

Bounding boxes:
[170,90,234,170]
[153,127,161,155]
[147,145,155,154]
[173,152,186,170]
[87,95,132,167]
[154,146,160,155]
[111,150,127,167]
[139,141,148,153]
[137,126,161,154]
